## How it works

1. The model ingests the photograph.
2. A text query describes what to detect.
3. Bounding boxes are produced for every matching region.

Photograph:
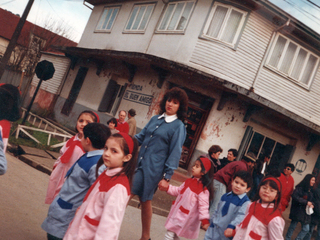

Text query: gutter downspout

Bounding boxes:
[250,19,290,91]
[83,0,93,10]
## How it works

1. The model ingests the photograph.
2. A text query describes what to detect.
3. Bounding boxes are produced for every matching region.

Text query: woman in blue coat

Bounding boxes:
[131,87,188,240]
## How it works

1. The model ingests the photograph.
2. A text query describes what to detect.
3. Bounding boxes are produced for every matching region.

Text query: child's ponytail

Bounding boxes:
[198,157,215,201]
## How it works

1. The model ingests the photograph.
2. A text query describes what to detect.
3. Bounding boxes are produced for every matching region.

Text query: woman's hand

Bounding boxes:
[158,179,169,191]
[201,223,209,231]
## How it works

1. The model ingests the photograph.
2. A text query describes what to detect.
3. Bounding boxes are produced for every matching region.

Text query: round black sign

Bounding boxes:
[35,60,55,81]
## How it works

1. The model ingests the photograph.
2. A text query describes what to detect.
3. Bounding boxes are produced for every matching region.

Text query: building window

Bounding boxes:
[124,3,155,33]
[201,2,247,48]
[156,1,195,33]
[244,130,294,171]
[98,80,127,115]
[96,6,120,32]
[266,33,319,88]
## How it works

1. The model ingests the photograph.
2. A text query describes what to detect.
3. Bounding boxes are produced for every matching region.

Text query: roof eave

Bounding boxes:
[56,46,320,134]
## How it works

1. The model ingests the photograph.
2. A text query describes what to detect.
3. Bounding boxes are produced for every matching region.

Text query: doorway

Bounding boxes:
[179,90,214,169]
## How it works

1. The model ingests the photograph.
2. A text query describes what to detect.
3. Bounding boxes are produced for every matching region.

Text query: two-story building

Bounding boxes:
[54,0,320,183]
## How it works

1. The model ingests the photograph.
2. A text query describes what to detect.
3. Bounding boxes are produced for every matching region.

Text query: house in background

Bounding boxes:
[0,8,77,116]
[54,0,320,184]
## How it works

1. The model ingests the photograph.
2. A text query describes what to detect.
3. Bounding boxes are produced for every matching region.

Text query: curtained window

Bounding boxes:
[157,1,195,33]
[202,2,247,48]
[266,33,319,89]
[96,6,120,32]
[125,3,155,32]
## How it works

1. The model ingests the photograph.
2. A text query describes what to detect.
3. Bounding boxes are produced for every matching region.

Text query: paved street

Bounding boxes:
[0,152,306,240]
[0,153,206,240]
[0,154,49,240]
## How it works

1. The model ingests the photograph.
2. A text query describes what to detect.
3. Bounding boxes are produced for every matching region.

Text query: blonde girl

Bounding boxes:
[45,110,99,204]
[64,133,138,240]
[233,176,284,240]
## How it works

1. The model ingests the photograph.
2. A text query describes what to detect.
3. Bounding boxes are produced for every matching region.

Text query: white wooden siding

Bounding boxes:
[190,11,274,89]
[31,54,70,94]
[255,67,320,125]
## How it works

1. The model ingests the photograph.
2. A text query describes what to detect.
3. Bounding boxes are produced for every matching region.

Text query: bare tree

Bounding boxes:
[39,13,76,42]
[6,14,77,76]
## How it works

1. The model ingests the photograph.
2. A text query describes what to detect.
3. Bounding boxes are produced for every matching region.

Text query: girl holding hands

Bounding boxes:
[159,157,213,240]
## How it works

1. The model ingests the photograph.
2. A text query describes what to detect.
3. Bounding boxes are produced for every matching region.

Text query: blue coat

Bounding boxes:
[132,115,186,202]
[41,150,104,238]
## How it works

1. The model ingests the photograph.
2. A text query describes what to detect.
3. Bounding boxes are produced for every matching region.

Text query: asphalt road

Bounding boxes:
[0,154,207,240]
[0,153,301,240]
[0,154,49,240]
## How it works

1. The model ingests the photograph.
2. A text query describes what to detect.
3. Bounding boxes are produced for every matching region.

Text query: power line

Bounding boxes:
[0,0,16,6]
[306,0,320,9]
[282,0,320,23]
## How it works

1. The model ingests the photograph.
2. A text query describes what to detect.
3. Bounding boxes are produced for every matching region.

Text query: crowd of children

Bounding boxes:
[3,85,320,240]
[36,109,319,240]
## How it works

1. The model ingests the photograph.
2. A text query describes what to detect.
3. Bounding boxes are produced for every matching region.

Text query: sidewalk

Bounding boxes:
[7,143,306,239]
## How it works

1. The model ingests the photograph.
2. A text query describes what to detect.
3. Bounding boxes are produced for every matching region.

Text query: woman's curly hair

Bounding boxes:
[159,87,188,121]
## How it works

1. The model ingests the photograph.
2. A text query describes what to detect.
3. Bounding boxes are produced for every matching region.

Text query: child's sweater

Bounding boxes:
[41,150,103,238]
[63,167,130,240]
[233,201,284,240]
[165,178,210,239]
[205,191,251,240]
[45,135,84,204]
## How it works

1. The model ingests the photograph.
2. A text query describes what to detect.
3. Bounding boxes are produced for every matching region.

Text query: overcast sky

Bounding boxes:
[0,0,320,43]
[0,0,92,42]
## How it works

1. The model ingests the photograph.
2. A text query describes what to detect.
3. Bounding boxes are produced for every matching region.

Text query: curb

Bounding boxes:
[17,155,52,175]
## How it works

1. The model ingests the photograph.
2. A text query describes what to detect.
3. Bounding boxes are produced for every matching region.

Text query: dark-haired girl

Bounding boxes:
[285,174,315,240]
[131,87,188,240]
[64,133,138,240]
[107,117,119,134]
[233,177,285,240]
[159,157,213,240]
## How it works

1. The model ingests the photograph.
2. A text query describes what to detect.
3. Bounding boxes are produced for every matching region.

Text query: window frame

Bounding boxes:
[200,2,248,49]
[123,2,156,33]
[155,0,196,34]
[265,33,320,90]
[95,5,121,33]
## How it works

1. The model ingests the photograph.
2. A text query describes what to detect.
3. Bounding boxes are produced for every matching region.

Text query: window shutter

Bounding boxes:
[98,80,120,112]
[61,67,88,116]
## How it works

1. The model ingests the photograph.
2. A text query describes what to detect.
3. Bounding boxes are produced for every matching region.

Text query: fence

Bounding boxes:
[15,108,73,148]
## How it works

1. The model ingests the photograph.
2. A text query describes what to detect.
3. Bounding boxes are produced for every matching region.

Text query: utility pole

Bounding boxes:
[0,0,34,80]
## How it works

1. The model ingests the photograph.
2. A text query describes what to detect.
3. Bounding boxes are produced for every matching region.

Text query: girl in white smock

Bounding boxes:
[63,133,138,240]
[233,177,284,240]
